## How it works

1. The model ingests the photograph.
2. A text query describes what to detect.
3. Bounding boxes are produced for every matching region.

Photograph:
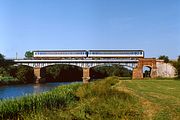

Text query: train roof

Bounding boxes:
[33,50,87,52]
[88,50,144,52]
[32,50,144,52]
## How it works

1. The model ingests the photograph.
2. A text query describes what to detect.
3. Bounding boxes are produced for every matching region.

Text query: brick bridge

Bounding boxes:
[14,58,176,83]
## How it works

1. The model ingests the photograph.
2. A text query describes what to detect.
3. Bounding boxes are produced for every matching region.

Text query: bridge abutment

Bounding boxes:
[132,68,143,79]
[34,67,41,83]
[82,67,90,83]
[132,58,157,79]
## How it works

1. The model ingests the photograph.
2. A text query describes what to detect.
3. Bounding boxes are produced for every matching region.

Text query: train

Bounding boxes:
[33,50,144,59]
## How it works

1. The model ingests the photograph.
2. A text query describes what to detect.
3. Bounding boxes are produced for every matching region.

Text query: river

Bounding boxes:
[0,82,73,99]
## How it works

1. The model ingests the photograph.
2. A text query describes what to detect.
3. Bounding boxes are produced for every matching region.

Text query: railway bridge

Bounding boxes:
[12,49,176,83]
[13,58,172,83]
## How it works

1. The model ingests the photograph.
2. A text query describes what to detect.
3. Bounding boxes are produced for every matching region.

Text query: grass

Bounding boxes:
[0,77,180,119]
[0,76,18,82]
[123,79,180,120]
[0,76,20,85]
[0,83,80,119]
[21,77,143,120]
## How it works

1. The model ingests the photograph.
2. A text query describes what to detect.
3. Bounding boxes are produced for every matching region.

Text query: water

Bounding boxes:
[0,82,71,99]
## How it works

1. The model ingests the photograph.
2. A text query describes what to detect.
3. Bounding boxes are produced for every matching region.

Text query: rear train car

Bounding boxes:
[88,50,144,59]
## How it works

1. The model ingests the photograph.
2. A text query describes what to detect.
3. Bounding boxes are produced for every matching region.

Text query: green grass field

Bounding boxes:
[1,77,180,120]
[121,79,180,120]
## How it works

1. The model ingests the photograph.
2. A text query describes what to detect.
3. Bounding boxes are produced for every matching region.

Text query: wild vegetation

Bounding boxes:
[0,83,80,119]
[171,56,180,78]
[24,51,33,59]
[1,76,180,119]
[158,55,170,63]
[0,53,35,84]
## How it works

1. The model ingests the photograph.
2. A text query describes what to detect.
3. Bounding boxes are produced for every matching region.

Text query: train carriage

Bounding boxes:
[88,50,144,58]
[33,50,87,60]
[32,50,144,60]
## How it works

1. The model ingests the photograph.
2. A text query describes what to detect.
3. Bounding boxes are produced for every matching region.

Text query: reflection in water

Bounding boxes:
[33,84,43,93]
[0,82,72,99]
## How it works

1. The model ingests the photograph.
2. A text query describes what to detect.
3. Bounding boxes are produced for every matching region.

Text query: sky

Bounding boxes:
[0,0,179,59]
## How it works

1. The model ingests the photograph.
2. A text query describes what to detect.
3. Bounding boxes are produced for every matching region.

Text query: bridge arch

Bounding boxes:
[12,65,35,83]
[133,58,157,79]
[143,65,152,78]
[40,64,83,82]
[90,63,133,79]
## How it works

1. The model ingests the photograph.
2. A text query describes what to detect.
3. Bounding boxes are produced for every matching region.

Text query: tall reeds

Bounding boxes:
[0,83,80,119]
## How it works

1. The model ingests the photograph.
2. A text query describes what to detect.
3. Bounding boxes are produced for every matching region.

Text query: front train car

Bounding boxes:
[88,50,144,59]
[33,50,87,60]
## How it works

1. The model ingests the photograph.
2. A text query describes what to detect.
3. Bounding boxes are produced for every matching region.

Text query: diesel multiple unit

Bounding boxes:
[33,50,144,60]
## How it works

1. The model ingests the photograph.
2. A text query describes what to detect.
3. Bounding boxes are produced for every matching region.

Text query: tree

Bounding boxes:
[25,51,33,59]
[178,56,180,62]
[45,64,82,82]
[158,55,169,63]
[16,66,35,83]
[171,56,180,78]
[0,53,15,77]
[0,53,5,68]
[91,64,132,79]
[176,56,180,78]
[0,53,5,60]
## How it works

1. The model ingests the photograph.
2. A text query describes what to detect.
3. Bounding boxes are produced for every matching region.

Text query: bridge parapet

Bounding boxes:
[14,59,138,68]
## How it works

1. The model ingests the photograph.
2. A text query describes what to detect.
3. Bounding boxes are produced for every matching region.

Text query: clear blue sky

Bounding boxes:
[0,0,179,59]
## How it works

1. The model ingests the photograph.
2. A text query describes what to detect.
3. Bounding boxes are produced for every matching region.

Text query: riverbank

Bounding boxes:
[1,77,180,119]
[0,83,81,119]
[0,76,23,86]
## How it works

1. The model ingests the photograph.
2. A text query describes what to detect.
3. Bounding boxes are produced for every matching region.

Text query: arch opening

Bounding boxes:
[90,64,132,80]
[143,66,152,78]
[41,64,83,82]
